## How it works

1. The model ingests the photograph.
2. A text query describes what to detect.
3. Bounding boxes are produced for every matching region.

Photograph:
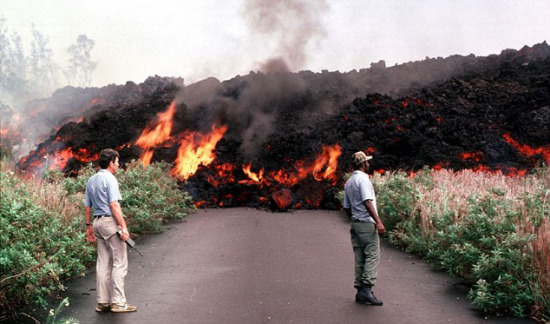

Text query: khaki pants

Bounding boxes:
[93,216,128,304]
[350,222,380,288]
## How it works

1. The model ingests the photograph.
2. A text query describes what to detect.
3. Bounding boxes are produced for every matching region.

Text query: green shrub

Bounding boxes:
[367,167,549,321]
[0,168,95,314]
[118,161,194,233]
[1,160,194,318]
[373,171,419,232]
[64,160,194,234]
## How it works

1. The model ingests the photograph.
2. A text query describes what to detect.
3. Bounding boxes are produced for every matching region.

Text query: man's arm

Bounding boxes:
[364,200,386,234]
[110,200,130,241]
[344,208,352,218]
[84,206,95,242]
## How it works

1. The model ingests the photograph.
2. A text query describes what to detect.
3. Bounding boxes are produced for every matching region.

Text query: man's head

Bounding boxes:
[351,151,372,170]
[98,149,120,172]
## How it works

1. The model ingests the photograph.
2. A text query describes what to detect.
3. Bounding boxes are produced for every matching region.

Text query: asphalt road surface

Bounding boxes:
[41,208,533,323]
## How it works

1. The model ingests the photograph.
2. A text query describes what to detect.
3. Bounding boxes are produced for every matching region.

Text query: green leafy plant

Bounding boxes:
[362,166,548,321]
[45,297,79,324]
[1,160,194,319]
[1,166,94,316]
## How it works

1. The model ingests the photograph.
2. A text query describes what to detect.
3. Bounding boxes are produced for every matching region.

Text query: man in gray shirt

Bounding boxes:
[343,151,386,305]
[84,149,137,313]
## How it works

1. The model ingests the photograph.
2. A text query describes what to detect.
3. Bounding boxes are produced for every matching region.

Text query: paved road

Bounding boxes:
[49,208,531,323]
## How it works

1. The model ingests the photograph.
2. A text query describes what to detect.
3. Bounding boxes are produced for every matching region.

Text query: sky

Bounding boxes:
[3,0,550,88]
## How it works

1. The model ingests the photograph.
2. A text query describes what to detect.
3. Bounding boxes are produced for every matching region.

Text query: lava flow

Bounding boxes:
[11,42,550,210]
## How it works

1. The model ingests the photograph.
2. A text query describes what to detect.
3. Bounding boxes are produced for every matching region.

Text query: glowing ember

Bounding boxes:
[271,189,292,210]
[207,163,236,187]
[461,151,484,162]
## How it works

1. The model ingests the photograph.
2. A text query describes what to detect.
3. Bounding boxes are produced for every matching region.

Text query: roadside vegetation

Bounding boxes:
[1,157,548,322]
[370,166,549,322]
[0,160,194,322]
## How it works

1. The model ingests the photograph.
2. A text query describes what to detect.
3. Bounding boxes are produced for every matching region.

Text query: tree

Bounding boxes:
[0,17,27,101]
[29,24,58,97]
[65,34,97,87]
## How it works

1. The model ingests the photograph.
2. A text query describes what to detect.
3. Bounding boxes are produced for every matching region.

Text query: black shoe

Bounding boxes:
[355,286,383,306]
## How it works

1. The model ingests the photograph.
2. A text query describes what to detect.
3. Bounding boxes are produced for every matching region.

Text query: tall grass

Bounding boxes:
[372,166,549,321]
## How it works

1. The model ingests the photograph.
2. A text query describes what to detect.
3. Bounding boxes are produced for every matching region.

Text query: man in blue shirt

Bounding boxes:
[84,149,137,313]
[343,151,386,305]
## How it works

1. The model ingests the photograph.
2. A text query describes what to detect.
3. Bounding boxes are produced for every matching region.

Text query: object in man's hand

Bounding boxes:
[117,230,143,256]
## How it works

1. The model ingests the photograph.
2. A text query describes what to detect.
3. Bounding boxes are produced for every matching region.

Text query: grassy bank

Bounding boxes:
[370,166,549,321]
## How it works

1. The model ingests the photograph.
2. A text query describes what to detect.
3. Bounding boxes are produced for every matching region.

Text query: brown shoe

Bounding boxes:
[110,302,137,313]
[95,303,111,312]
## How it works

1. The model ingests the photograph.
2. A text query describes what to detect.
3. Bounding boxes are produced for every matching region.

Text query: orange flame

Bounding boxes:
[268,143,342,186]
[141,150,154,166]
[241,162,268,186]
[44,147,99,171]
[52,148,73,170]
[270,169,301,186]
[312,144,341,183]
[171,124,228,179]
[135,101,177,165]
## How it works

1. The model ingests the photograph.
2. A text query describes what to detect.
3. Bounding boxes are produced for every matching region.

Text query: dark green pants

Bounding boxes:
[350,222,380,288]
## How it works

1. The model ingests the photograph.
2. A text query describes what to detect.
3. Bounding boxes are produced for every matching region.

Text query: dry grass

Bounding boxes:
[6,169,83,226]
[414,167,549,310]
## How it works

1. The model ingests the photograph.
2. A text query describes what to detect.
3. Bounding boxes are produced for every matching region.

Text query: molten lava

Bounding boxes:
[461,151,484,162]
[503,133,550,163]
[206,163,236,187]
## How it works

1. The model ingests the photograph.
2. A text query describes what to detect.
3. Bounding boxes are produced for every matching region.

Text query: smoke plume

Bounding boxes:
[242,0,329,73]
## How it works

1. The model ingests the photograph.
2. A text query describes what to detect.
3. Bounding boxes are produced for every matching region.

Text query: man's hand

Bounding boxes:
[86,226,96,243]
[377,223,386,235]
[118,228,130,241]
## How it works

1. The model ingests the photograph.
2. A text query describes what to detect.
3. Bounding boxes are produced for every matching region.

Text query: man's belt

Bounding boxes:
[94,215,111,218]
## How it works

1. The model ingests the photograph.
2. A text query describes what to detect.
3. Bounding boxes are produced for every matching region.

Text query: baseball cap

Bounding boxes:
[352,151,372,165]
